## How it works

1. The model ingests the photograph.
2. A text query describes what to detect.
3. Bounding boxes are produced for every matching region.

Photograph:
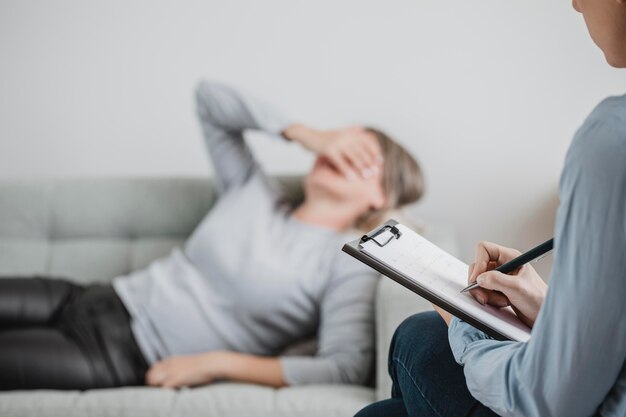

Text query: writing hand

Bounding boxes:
[468,241,548,328]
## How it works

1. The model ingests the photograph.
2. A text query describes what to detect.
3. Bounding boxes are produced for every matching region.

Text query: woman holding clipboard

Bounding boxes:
[356,1,626,416]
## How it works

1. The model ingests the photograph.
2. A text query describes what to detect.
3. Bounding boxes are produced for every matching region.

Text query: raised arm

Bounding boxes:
[196,80,384,192]
[447,107,626,417]
[195,80,293,192]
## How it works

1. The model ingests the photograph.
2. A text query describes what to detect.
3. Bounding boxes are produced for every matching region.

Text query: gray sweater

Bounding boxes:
[113,81,378,385]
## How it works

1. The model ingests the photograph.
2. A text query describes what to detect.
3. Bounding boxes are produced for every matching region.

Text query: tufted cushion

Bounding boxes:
[0,176,304,284]
[0,384,374,417]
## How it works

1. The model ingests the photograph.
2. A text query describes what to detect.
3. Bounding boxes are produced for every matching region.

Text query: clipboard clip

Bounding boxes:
[361,225,402,247]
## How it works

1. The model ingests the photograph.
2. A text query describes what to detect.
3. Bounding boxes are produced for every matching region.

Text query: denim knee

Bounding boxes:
[389,311,447,370]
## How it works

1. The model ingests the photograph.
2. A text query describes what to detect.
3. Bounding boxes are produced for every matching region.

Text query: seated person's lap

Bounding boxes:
[356,311,498,417]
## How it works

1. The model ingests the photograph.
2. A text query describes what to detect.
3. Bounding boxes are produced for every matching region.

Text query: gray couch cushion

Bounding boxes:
[0,384,374,417]
[0,176,303,283]
[0,239,50,276]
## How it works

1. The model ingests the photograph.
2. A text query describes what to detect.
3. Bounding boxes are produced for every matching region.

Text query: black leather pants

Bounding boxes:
[0,277,148,390]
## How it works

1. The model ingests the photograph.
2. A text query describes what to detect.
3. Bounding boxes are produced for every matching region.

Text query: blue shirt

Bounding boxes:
[448,94,626,417]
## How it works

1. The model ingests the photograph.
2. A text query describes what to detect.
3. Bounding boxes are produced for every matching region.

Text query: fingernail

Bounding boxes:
[362,168,373,178]
[476,276,485,285]
[347,171,357,181]
[370,166,379,175]
[476,295,485,305]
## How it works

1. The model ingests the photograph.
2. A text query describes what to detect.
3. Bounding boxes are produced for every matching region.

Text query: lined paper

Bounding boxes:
[361,224,531,342]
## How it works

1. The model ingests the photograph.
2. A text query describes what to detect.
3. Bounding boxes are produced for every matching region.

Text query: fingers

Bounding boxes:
[359,136,383,169]
[323,128,383,180]
[364,137,384,165]
[469,281,511,307]
[473,269,518,308]
[467,262,475,281]
[476,270,522,301]
[469,241,522,284]
[344,145,376,178]
[146,369,184,389]
[341,137,382,178]
[325,150,358,180]
[482,289,511,308]
[467,262,487,303]
[162,379,183,389]
[145,364,165,387]
[326,146,380,181]
[468,286,491,305]
[146,361,183,389]
[467,262,511,307]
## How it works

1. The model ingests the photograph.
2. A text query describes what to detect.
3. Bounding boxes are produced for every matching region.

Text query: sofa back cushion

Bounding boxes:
[0,177,304,284]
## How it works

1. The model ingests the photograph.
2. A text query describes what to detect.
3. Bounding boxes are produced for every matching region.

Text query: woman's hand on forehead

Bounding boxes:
[316,126,383,180]
[283,124,384,180]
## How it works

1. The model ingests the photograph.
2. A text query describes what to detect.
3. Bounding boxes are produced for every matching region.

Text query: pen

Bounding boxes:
[460,238,554,293]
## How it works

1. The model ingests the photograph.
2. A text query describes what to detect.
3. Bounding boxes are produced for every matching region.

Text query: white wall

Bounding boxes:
[1,0,624,274]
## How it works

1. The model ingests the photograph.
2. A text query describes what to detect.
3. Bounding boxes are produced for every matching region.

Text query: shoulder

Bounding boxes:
[560,95,626,220]
[566,94,626,172]
[573,94,626,149]
[590,94,626,125]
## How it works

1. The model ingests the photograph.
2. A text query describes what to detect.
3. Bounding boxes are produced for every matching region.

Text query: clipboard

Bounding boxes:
[342,219,531,342]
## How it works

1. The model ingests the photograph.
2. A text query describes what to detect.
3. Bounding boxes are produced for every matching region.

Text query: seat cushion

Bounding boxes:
[0,384,375,417]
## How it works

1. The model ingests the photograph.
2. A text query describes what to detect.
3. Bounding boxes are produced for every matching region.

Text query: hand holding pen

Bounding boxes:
[463,240,551,329]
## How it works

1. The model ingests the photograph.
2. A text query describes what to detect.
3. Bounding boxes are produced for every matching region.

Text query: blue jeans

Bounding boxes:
[356,311,499,417]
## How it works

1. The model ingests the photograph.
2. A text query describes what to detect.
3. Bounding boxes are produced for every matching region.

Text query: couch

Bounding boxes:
[0,177,458,417]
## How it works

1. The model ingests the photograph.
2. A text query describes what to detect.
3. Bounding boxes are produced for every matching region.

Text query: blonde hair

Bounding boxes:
[355,127,425,231]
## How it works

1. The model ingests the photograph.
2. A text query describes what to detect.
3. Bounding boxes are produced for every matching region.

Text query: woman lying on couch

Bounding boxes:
[0,81,424,390]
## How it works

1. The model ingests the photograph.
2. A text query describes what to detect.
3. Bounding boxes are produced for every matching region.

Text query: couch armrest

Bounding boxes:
[374,278,432,400]
[374,223,459,400]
